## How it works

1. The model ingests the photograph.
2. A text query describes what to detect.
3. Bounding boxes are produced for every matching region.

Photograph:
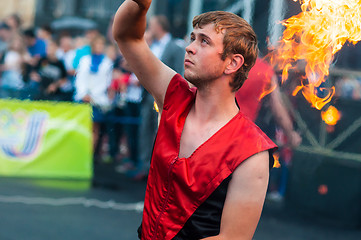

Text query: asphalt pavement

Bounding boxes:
[0,164,360,240]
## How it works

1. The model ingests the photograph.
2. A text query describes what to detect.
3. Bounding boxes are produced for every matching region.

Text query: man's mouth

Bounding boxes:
[184,59,193,65]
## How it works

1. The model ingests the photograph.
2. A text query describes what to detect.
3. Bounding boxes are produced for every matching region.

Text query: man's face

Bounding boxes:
[24,36,36,47]
[92,39,105,55]
[37,29,46,39]
[85,29,98,41]
[46,42,57,57]
[0,28,10,40]
[184,24,228,89]
[60,37,73,52]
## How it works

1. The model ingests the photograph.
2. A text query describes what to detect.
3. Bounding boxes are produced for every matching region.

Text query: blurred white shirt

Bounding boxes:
[74,55,113,108]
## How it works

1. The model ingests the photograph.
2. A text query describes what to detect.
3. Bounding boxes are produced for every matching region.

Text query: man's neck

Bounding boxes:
[48,54,57,61]
[192,78,239,124]
[178,76,239,159]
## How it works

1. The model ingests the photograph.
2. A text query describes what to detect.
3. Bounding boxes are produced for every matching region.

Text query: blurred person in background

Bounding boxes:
[74,36,87,50]
[56,35,76,71]
[115,59,143,175]
[107,49,130,164]
[74,35,113,163]
[37,25,53,44]
[236,58,301,146]
[236,58,302,201]
[22,28,47,89]
[30,40,70,101]
[56,35,76,91]
[148,15,185,74]
[23,28,47,60]
[5,13,22,36]
[72,27,99,70]
[0,22,12,60]
[0,34,28,99]
[133,29,156,180]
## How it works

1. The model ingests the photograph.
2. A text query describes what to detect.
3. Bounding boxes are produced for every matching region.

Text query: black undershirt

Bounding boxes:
[138,175,232,240]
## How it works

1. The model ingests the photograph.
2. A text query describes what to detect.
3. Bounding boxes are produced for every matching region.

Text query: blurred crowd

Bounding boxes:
[0,13,183,180]
[0,14,124,102]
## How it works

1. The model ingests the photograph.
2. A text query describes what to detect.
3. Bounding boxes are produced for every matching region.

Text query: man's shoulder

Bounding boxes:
[35,38,46,46]
[163,74,194,111]
[78,54,91,64]
[233,113,273,142]
[102,56,114,66]
[166,74,190,94]
[226,113,277,170]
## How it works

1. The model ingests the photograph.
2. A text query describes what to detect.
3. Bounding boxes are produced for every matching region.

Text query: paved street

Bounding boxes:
[0,164,360,240]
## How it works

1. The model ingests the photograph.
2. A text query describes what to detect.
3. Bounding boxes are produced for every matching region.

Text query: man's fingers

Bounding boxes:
[132,0,152,9]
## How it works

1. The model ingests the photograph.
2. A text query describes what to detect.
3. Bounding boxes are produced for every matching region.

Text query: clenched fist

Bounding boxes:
[132,0,152,9]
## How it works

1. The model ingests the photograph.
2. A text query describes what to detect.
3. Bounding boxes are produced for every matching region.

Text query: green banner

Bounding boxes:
[0,99,92,179]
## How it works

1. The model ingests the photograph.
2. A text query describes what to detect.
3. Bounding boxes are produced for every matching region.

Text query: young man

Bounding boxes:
[113,1,277,239]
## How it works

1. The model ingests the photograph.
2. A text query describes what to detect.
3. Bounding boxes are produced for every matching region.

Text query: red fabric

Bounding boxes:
[236,58,275,121]
[141,74,277,240]
[110,73,130,91]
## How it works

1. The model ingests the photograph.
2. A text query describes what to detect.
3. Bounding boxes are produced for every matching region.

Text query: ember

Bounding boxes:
[318,184,328,195]
[321,105,341,125]
[273,153,281,168]
[154,101,159,113]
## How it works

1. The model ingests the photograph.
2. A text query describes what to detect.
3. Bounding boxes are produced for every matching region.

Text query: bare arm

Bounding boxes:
[269,75,302,147]
[201,151,270,240]
[112,0,177,113]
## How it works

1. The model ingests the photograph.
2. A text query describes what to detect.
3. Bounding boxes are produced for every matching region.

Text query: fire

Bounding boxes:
[273,153,281,168]
[321,105,341,125]
[318,184,328,195]
[259,83,277,101]
[268,0,361,110]
[154,101,159,113]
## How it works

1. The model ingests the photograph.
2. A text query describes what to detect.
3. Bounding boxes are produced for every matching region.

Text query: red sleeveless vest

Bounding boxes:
[141,74,277,240]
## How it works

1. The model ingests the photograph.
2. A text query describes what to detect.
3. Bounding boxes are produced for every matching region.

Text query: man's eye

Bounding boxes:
[202,39,208,44]
[190,37,195,42]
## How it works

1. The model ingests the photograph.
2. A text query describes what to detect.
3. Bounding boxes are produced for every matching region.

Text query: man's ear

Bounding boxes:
[224,54,244,75]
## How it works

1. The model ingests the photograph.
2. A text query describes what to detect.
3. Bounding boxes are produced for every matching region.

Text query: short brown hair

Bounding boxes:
[193,11,258,91]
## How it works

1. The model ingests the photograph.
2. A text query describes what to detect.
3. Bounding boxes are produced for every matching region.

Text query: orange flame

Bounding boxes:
[259,83,277,100]
[268,0,361,110]
[273,153,281,168]
[321,105,341,125]
[154,101,159,113]
[259,70,278,100]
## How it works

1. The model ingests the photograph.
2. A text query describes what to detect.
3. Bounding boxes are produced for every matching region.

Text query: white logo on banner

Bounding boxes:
[0,109,48,160]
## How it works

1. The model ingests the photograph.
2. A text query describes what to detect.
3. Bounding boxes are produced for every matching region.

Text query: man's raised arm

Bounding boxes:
[112,0,177,112]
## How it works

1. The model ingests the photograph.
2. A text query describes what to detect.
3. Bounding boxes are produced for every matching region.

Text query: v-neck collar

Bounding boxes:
[176,103,241,160]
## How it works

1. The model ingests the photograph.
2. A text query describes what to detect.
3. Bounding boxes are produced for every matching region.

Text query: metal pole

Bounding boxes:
[268,0,286,46]
[187,0,204,36]
[243,0,256,25]
[147,0,158,18]
[225,1,244,14]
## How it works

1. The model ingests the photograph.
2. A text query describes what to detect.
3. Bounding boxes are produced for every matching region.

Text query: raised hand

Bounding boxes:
[131,0,152,10]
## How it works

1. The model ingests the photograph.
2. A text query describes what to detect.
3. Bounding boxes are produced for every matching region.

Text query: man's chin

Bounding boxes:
[184,74,196,85]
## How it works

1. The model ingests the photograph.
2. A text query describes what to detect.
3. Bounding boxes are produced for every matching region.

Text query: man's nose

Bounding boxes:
[185,42,196,55]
